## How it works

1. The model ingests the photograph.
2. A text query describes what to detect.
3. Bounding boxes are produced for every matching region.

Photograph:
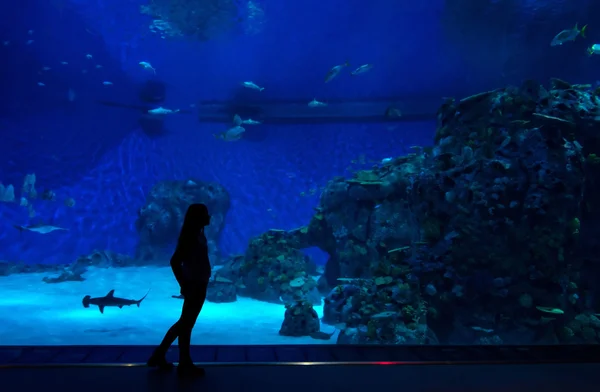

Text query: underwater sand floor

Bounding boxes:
[0,266,334,345]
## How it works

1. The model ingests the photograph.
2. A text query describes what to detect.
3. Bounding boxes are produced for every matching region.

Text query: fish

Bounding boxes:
[102,81,113,86]
[214,125,246,141]
[139,61,156,74]
[147,106,180,115]
[309,328,337,340]
[14,223,68,234]
[308,98,327,108]
[588,44,600,56]
[551,23,587,46]
[86,54,93,59]
[385,106,402,119]
[350,64,373,75]
[241,81,264,91]
[82,289,150,314]
[233,114,261,125]
[325,61,350,82]
[233,114,243,125]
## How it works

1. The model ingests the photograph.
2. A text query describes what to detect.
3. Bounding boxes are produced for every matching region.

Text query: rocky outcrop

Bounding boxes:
[214,231,321,305]
[242,79,600,344]
[279,300,320,337]
[135,179,230,264]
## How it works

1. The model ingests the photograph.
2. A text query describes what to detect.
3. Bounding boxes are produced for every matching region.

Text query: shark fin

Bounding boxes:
[106,290,115,297]
[137,289,151,307]
[99,305,105,314]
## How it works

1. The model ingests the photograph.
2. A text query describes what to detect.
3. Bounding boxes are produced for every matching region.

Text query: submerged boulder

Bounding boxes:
[215,230,321,305]
[135,179,230,264]
[279,300,320,337]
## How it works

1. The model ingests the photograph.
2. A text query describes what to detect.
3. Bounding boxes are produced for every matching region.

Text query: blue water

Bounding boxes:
[1,0,600,346]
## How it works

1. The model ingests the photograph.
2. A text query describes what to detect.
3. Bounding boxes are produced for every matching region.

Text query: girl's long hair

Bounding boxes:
[176,203,208,252]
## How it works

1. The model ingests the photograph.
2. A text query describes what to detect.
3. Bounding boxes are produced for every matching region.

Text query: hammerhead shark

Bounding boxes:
[82,289,150,314]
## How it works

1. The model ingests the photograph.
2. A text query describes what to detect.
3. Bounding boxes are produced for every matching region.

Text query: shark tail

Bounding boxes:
[137,288,151,307]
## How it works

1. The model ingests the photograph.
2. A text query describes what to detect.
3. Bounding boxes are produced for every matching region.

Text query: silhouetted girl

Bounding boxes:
[148,203,212,377]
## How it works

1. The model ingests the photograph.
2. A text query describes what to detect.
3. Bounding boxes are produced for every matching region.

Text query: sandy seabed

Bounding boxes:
[0,266,334,345]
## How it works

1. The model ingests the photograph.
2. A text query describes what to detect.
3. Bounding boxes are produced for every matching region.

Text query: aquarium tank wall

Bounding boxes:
[1,0,600,346]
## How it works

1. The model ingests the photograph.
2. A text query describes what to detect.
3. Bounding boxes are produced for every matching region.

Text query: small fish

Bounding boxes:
[86,54,93,59]
[308,98,327,108]
[588,44,600,56]
[234,114,261,125]
[325,61,350,82]
[42,67,51,71]
[14,223,68,234]
[381,157,393,164]
[27,30,34,35]
[95,64,102,69]
[214,125,246,141]
[3,40,9,46]
[551,23,586,46]
[102,81,113,85]
[350,64,373,75]
[26,40,34,45]
[37,82,45,87]
[60,61,68,65]
[385,106,402,118]
[139,61,156,74]
[147,106,179,115]
[241,81,264,91]
[470,326,494,333]
[242,119,261,125]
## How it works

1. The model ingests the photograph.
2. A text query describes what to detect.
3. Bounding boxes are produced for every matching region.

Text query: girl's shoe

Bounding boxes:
[177,363,206,378]
[147,354,174,371]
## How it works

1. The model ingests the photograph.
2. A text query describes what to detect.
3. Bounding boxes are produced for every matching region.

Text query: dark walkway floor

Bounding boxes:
[2,363,598,392]
[0,345,598,391]
[0,344,598,365]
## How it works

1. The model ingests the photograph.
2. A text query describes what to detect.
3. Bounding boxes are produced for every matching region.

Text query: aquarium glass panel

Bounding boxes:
[0,0,598,347]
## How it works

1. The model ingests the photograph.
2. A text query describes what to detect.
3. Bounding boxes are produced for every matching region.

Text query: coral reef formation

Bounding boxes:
[140,0,240,41]
[1,250,135,283]
[240,79,600,345]
[279,300,320,337]
[7,78,600,346]
[207,276,237,303]
[135,179,230,264]
[214,231,321,305]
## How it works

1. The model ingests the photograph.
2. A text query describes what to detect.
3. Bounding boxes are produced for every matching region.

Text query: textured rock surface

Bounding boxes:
[279,300,320,337]
[135,179,230,264]
[244,79,600,344]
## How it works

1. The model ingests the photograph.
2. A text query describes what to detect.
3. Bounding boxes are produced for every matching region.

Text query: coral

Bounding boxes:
[207,277,237,303]
[140,0,240,41]
[218,230,320,305]
[226,79,600,345]
[278,300,320,337]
